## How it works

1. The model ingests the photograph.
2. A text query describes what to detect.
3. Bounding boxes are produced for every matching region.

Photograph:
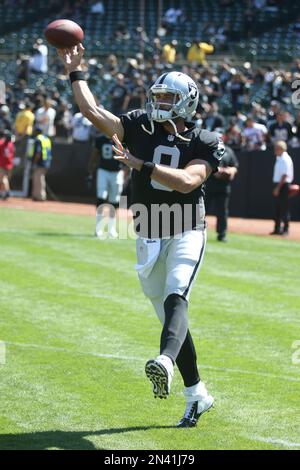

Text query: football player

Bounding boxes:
[57,44,225,428]
[88,130,126,238]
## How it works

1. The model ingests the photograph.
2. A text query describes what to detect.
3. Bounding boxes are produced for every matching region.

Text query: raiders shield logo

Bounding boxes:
[213,140,225,161]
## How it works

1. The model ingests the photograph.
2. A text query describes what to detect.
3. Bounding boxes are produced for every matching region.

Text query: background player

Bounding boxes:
[88,130,126,238]
[204,129,239,242]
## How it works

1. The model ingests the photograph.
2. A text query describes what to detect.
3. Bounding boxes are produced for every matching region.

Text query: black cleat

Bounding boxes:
[145,356,173,399]
[269,230,282,235]
[176,396,214,428]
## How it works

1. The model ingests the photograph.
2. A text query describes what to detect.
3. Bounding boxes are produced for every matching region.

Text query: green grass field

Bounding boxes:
[0,206,299,450]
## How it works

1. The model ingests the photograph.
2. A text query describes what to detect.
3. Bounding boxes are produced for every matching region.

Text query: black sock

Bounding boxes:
[176,330,200,387]
[160,293,188,363]
[96,198,106,208]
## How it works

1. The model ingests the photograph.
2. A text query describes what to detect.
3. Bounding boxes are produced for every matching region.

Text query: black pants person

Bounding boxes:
[274,183,290,233]
[205,191,230,240]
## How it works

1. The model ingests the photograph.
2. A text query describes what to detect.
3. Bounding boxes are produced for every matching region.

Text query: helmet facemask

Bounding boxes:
[146,89,182,122]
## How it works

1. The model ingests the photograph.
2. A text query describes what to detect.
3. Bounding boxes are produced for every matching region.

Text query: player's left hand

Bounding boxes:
[112,134,142,171]
[214,167,231,180]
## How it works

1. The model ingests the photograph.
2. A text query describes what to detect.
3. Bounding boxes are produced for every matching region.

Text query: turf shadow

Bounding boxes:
[36,232,94,238]
[0,426,175,450]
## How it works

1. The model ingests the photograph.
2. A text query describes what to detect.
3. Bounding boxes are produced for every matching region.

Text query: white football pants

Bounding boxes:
[96,168,124,204]
[136,229,207,324]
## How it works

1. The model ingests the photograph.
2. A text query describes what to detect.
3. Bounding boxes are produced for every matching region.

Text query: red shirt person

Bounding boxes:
[0,130,15,199]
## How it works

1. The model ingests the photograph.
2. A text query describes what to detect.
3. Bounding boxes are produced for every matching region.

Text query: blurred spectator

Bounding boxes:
[242,117,266,151]
[244,7,255,37]
[0,130,15,200]
[90,0,105,14]
[294,110,300,146]
[250,102,267,126]
[29,38,48,74]
[293,14,300,35]
[291,59,300,74]
[269,111,294,144]
[223,124,243,151]
[203,103,225,131]
[253,0,266,9]
[202,22,217,37]
[133,26,149,48]
[105,54,119,76]
[72,111,92,143]
[0,105,13,132]
[16,54,30,83]
[187,40,214,66]
[152,37,162,56]
[59,0,73,16]
[264,65,275,84]
[114,22,130,41]
[162,7,185,33]
[126,76,146,112]
[14,101,35,139]
[227,72,247,113]
[271,140,294,236]
[54,101,72,140]
[28,127,52,201]
[35,98,56,138]
[109,74,129,116]
[270,73,285,102]
[215,21,232,50]
[162,40,177,65]
[267,100,281,125]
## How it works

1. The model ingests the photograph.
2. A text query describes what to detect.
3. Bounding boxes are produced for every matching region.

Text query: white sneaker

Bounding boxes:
[108,217,118,239]
[108,228,118,239]
[177,381,214,427]
[95,229,106,239]
[145,354,174,399]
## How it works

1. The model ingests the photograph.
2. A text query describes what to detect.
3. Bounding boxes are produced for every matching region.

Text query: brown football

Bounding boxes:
[44,19,84,48]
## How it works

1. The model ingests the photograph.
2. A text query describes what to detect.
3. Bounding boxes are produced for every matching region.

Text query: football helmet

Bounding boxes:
[146,71,199,122]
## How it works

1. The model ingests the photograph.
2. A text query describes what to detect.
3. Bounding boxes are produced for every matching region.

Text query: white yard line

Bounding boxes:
[5,341,300,383]
[248,435,300,449]
[5,341,138,362]
[202,364,300,383]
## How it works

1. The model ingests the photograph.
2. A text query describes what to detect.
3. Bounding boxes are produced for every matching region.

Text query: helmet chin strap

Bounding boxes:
[141,121,154,135]
[141,118,191,142]
[167,119,191,142]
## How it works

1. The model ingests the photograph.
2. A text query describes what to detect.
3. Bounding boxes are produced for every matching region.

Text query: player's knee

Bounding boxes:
[164,293,188,319]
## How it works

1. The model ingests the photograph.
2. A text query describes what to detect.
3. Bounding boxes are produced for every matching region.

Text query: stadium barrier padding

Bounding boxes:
[11,141,300,221]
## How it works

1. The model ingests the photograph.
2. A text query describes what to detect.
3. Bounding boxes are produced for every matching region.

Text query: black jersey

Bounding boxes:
[95,135,123,172]
[120,110,224,238]
[205,145,239,194]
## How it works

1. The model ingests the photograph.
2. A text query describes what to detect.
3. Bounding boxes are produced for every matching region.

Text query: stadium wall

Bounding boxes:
[28,143,300,221]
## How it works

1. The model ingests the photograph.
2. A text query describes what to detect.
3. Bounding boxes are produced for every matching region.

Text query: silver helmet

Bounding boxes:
[146,71,199,122]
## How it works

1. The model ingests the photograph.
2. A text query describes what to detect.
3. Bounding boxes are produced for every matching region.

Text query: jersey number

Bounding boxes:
[101,144,113,160]
[151,145,180,192]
